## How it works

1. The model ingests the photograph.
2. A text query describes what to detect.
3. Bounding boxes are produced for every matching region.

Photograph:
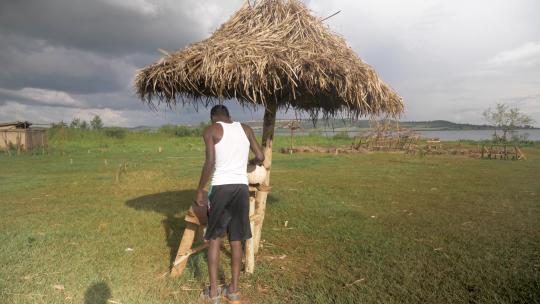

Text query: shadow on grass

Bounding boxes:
[125,189,278,279]
[267,194,279,205]
[125,190,195,271]
[84,281,111,304]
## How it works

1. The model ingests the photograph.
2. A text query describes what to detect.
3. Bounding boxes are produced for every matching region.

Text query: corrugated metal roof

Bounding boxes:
[0,121,32,128]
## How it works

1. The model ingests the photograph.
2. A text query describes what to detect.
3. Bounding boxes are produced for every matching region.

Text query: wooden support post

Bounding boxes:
[2,132,11,156]
[481,145,485,159]
[41,133,45,155]
[245,196,256,273]
[244,101,277,272]
[170,222,198,277]
[253,186,269,255]
[16,133,21,155]
[253,101,276,254]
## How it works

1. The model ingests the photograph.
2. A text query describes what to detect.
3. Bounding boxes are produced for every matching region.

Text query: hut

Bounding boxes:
[135,0,404,276]
[0,121,48,152]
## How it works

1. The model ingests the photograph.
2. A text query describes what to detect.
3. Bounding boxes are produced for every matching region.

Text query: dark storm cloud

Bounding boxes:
[0,0,242,99]
[0,0,205,56]
[0,32,136,94]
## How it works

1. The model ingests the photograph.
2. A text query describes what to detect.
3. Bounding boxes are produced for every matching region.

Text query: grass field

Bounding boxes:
[1,132,539,303]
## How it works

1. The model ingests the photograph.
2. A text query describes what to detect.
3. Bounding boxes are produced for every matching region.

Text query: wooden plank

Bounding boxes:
[245,197,256,273]
[515,146,527,160]
[253,192,267,255]
[172,243,209,267]
[170,222,198,277]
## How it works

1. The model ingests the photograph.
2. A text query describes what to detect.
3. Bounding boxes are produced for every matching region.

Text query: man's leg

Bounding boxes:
[229,240,243,293]
[208,238,222,297]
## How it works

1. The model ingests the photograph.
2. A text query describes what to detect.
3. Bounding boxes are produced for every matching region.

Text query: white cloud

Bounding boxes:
[0,101,146,127]
[488,41,540,67]
[0,87,85,107]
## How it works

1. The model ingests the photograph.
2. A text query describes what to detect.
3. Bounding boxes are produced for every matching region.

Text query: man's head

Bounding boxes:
[210,104,230,123]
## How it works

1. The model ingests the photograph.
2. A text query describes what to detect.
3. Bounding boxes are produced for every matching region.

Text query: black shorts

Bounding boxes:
[204,184,252,241]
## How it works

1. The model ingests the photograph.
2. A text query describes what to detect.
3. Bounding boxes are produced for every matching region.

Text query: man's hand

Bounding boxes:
[248,158,262,166]
[194,189,207,207]
[241,123,264,165]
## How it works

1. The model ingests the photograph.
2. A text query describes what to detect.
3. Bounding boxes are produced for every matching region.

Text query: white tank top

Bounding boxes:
[211,121,250,186]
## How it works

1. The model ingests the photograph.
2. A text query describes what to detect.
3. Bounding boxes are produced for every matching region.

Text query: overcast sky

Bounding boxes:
[1,0,539,127]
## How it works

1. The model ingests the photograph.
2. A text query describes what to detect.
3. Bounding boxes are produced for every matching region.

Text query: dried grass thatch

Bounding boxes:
[135,0,404,119]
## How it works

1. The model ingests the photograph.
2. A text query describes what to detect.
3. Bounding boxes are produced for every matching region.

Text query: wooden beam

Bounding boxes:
[253,190,269,254]
[515,146,526,160]
[244,101,277,271]
[172,243,209,266]
[170,222,198,277]
[245,197,256,273]
[253,101,276,254]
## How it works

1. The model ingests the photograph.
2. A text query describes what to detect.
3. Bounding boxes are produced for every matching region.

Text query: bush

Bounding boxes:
[103,127,127,139]
[333,131,350,140]
[158,124,207,137]
[176,126,197,137]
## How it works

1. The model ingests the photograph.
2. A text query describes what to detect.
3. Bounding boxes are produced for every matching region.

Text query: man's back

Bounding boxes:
[211,121,250,186]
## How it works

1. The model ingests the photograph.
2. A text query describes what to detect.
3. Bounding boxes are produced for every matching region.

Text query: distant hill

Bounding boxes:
[127,119,537,132]
[397,120,494,130]
[245,119,538,131]
[128,125,158,131]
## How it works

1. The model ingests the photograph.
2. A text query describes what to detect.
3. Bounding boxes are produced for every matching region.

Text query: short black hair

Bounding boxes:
[210,104,230,117]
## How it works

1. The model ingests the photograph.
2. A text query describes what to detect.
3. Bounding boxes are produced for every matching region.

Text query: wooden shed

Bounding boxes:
[0,121,48,152]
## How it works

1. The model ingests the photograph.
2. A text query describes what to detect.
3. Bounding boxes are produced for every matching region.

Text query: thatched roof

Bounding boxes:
[135,0,404,118]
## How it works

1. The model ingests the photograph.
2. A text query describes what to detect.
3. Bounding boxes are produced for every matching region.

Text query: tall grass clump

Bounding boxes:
[158,123,209,137]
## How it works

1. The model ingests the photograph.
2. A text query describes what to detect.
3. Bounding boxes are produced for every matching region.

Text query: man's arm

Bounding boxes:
[242,124,265,165]
[195,126,215,206]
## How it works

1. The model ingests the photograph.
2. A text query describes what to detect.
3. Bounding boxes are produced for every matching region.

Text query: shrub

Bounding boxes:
[103,127,127,139]
[333,131,350,140]
[158,124,207,137]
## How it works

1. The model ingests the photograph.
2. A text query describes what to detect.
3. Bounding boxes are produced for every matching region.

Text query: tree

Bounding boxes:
[80,120,89,130]
[70,118,81,128]
[51,121,68,129]
[90,115,104,130]
[483,103,535,142]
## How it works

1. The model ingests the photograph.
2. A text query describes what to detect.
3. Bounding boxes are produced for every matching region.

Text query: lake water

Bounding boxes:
[278,129,540,141]
[415,130,540,141]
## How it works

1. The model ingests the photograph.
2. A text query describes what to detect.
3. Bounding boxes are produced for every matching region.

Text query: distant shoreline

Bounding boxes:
[129,119,539,131]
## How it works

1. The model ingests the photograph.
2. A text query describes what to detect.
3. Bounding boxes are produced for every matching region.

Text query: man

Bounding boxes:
[195,104,264,303]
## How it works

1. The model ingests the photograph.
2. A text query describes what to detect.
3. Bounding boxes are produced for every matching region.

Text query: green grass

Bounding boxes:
[1,133,539,303]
